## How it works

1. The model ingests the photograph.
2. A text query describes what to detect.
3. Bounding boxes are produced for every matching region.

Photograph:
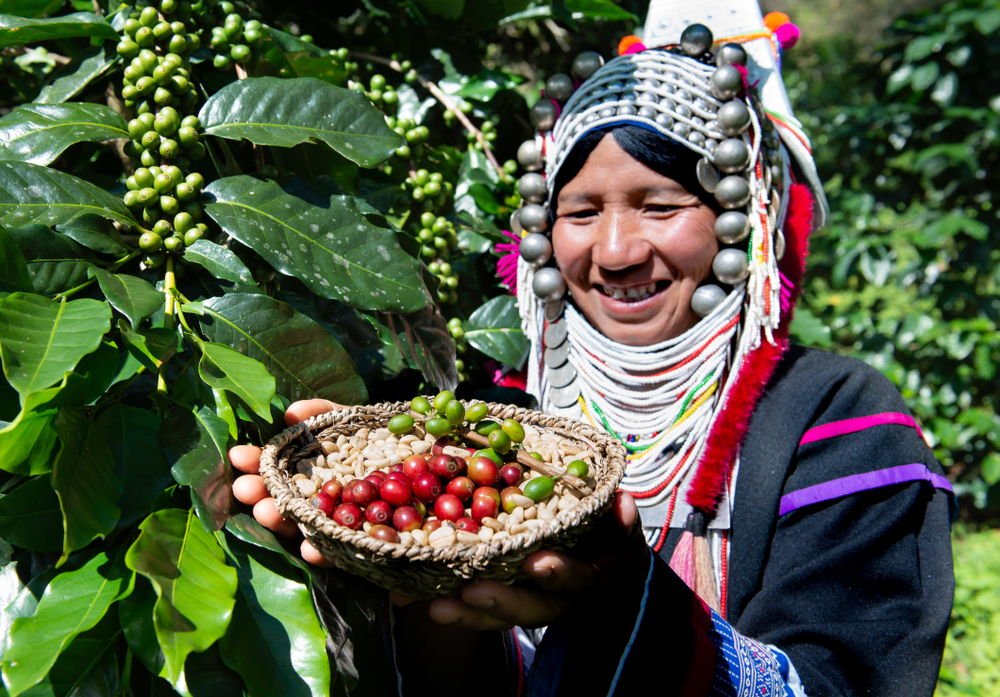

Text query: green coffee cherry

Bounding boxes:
[444,399,465,425]
[488,429,511,454]
[566,460,589,478]
[139,231,163,251]
[425,417,452,437]
[388,414,415,435]
[502,419,525,443]
[466,402,488,423]
[154,173,174,193]
[410,396,432,414]
[475,420,501,437]
[472,448,502,467]
[523,476,556,503]
[183,226,204,246]
[164,235,184,252]
[159,195,180,215]
[433,390,455,413]
[153,219,172,236]
[173,211,193,233]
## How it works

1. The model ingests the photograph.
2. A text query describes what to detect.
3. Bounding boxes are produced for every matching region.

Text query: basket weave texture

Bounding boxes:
[259,401,626,598]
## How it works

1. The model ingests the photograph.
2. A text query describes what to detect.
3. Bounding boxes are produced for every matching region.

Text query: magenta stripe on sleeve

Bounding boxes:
[779,463,954,516]
[799,412,923,446]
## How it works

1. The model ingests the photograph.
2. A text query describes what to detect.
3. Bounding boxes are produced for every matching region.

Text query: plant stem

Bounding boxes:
[351,51,509,183]
[157,257,177,394]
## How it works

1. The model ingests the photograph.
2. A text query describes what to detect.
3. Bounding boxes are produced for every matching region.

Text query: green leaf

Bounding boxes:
[0,103,128,166]
[464,295,529,367]
[51,406,120,564]
[16,613,122,697]
[199,293,367,404]
[910,61,940,91]
[34,44,118,104]
[162,406,233,533]
[118,576,163,676]
[0,294,110,397]
[0,476,62,552]
[0,225,32,293]
[982,452,1000,486]
[55,214,128,255]
[0,160,137,229]
[1,546,133,697]
[217,533,331,697]
[183,240,254,286]
[203,175,428,312]
[414,0,464,21]
[198,76,403,167]
[124,508,238,690]
[19,341,118,413]
[5,224,97,296]
[566,0,638,22]
[0,1,58,19]
[0,12,119,48]
[198,342,275,423]
[117,321,177,372]
[224,513,310,577]
[375,304,458,391]
[87,267,162,329]
[96,403,172,531]
[788,306,833,347]
[0,408,57,475]
[262,26,326,56]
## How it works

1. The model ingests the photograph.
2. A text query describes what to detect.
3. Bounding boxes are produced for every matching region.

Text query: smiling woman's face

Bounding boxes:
[552,133,719,346]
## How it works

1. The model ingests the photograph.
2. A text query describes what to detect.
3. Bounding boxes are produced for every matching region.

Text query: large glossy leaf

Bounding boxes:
[88,267,162,329]
[97,403,172,531]
[0,1,58,19]
[0,561,27,662]
[0,408,57,475]
[0,476,62,552]
[183,240,253,286]
[198,341,275,423]
[118,576,163,676]
[14,612,122,697]
[20,342,118,413]
[55,214,128,255]
[0,293,110,397]
[117,321,177,372]
[224,514,309,577]
[1,547,133,697]
[217,533,331,697]
[0,225,32,293]
[5,224,97,295]
[125,508,238,690]
[0,160,137,229]
[199,293,366,404]
[376,304,458,391]
[162,407,232,533]
[463,295,529,368]
[0,103,128,166]
[203,175,427,312]
[35,45,118,105]
[198,76,402,167]
[51,407,120,563]
[0,12,119,48]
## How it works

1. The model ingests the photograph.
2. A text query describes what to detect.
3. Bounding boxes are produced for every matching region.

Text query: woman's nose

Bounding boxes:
[590,211,649,272]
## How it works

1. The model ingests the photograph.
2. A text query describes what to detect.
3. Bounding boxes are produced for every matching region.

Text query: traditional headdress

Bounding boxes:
[504,6,826,612]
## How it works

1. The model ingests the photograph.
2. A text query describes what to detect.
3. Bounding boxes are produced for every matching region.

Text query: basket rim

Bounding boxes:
[259,400,627,567]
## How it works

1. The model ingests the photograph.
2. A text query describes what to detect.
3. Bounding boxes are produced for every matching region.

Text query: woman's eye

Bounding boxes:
[647,204,678,213]
[563,209,597,219]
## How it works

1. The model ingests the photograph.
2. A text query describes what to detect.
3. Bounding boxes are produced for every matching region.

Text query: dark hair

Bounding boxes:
[549,124,722,220]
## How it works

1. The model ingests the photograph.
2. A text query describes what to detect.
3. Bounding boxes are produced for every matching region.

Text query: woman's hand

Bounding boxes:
[229,398,341,566]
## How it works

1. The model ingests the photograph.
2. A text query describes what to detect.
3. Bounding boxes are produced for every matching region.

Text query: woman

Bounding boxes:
[230,22,954,696]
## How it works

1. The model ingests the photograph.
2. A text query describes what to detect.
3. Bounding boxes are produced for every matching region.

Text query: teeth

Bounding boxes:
[646,282,656,294]
[626,287,639,300]
[611,287,625,300]
[600,283,660,303]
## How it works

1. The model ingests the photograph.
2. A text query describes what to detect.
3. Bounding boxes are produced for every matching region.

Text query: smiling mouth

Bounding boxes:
[595,281,669,303]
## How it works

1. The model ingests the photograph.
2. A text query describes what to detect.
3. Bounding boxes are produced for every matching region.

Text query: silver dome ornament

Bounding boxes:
[659,96,676,109]
[599,106,616,119]
[714,138,751,173]
[517,139,542,171]
[718,100,752,136]
[711,65,744,101]
[714,210,750,244]
[712,248,750,284]
[572,51,604,81]
[519,203,549,233]
[690,284,727,318]
[672,122,691,138]
[696,157,719,193]
[705,138,719,155]
[510,208,523,236]
[530,100,558,131]
[715,176,751,209]
[519,232,552,265]
[675,104,692,118]
[518,173,548,204]
[616,104,637,116]
[533,267,566,301]
[689,131,706,146]
[716,43,748,67]
[546,73,574,103]
[655,114,675,129]
[680,23,714,57]
[638,105,657,119]
[774,229,786,260]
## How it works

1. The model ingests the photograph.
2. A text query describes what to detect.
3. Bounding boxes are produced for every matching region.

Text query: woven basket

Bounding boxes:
[259,401,626,598]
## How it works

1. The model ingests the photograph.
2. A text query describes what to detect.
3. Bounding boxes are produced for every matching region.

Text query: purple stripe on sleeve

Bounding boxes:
[799,412,924,446]
[779,464,954,517]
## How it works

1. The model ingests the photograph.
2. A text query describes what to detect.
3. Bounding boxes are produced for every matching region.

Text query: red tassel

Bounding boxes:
[669,530,695,587]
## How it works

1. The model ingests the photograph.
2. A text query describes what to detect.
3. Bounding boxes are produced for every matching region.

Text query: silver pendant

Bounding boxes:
[544,343,570,368]
[696,157,719,193]
[549,380,581,408]
[547,362,577,388]
[544,318,568,347]
[544,300,565,321]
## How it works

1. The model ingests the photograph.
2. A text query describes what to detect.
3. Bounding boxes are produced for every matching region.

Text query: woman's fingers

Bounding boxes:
[428,578,573,630]
[228,445,262,474]
[285,399,340,426]
[252,497,299,538]
[523,549,598,593]
[300,539,336,568]
[232,474,268,505]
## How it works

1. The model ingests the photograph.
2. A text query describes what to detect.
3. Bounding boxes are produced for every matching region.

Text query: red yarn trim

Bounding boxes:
[685,183,814,513]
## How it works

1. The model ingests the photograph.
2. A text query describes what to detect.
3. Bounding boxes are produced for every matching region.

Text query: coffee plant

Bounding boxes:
[0,0,643,695]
